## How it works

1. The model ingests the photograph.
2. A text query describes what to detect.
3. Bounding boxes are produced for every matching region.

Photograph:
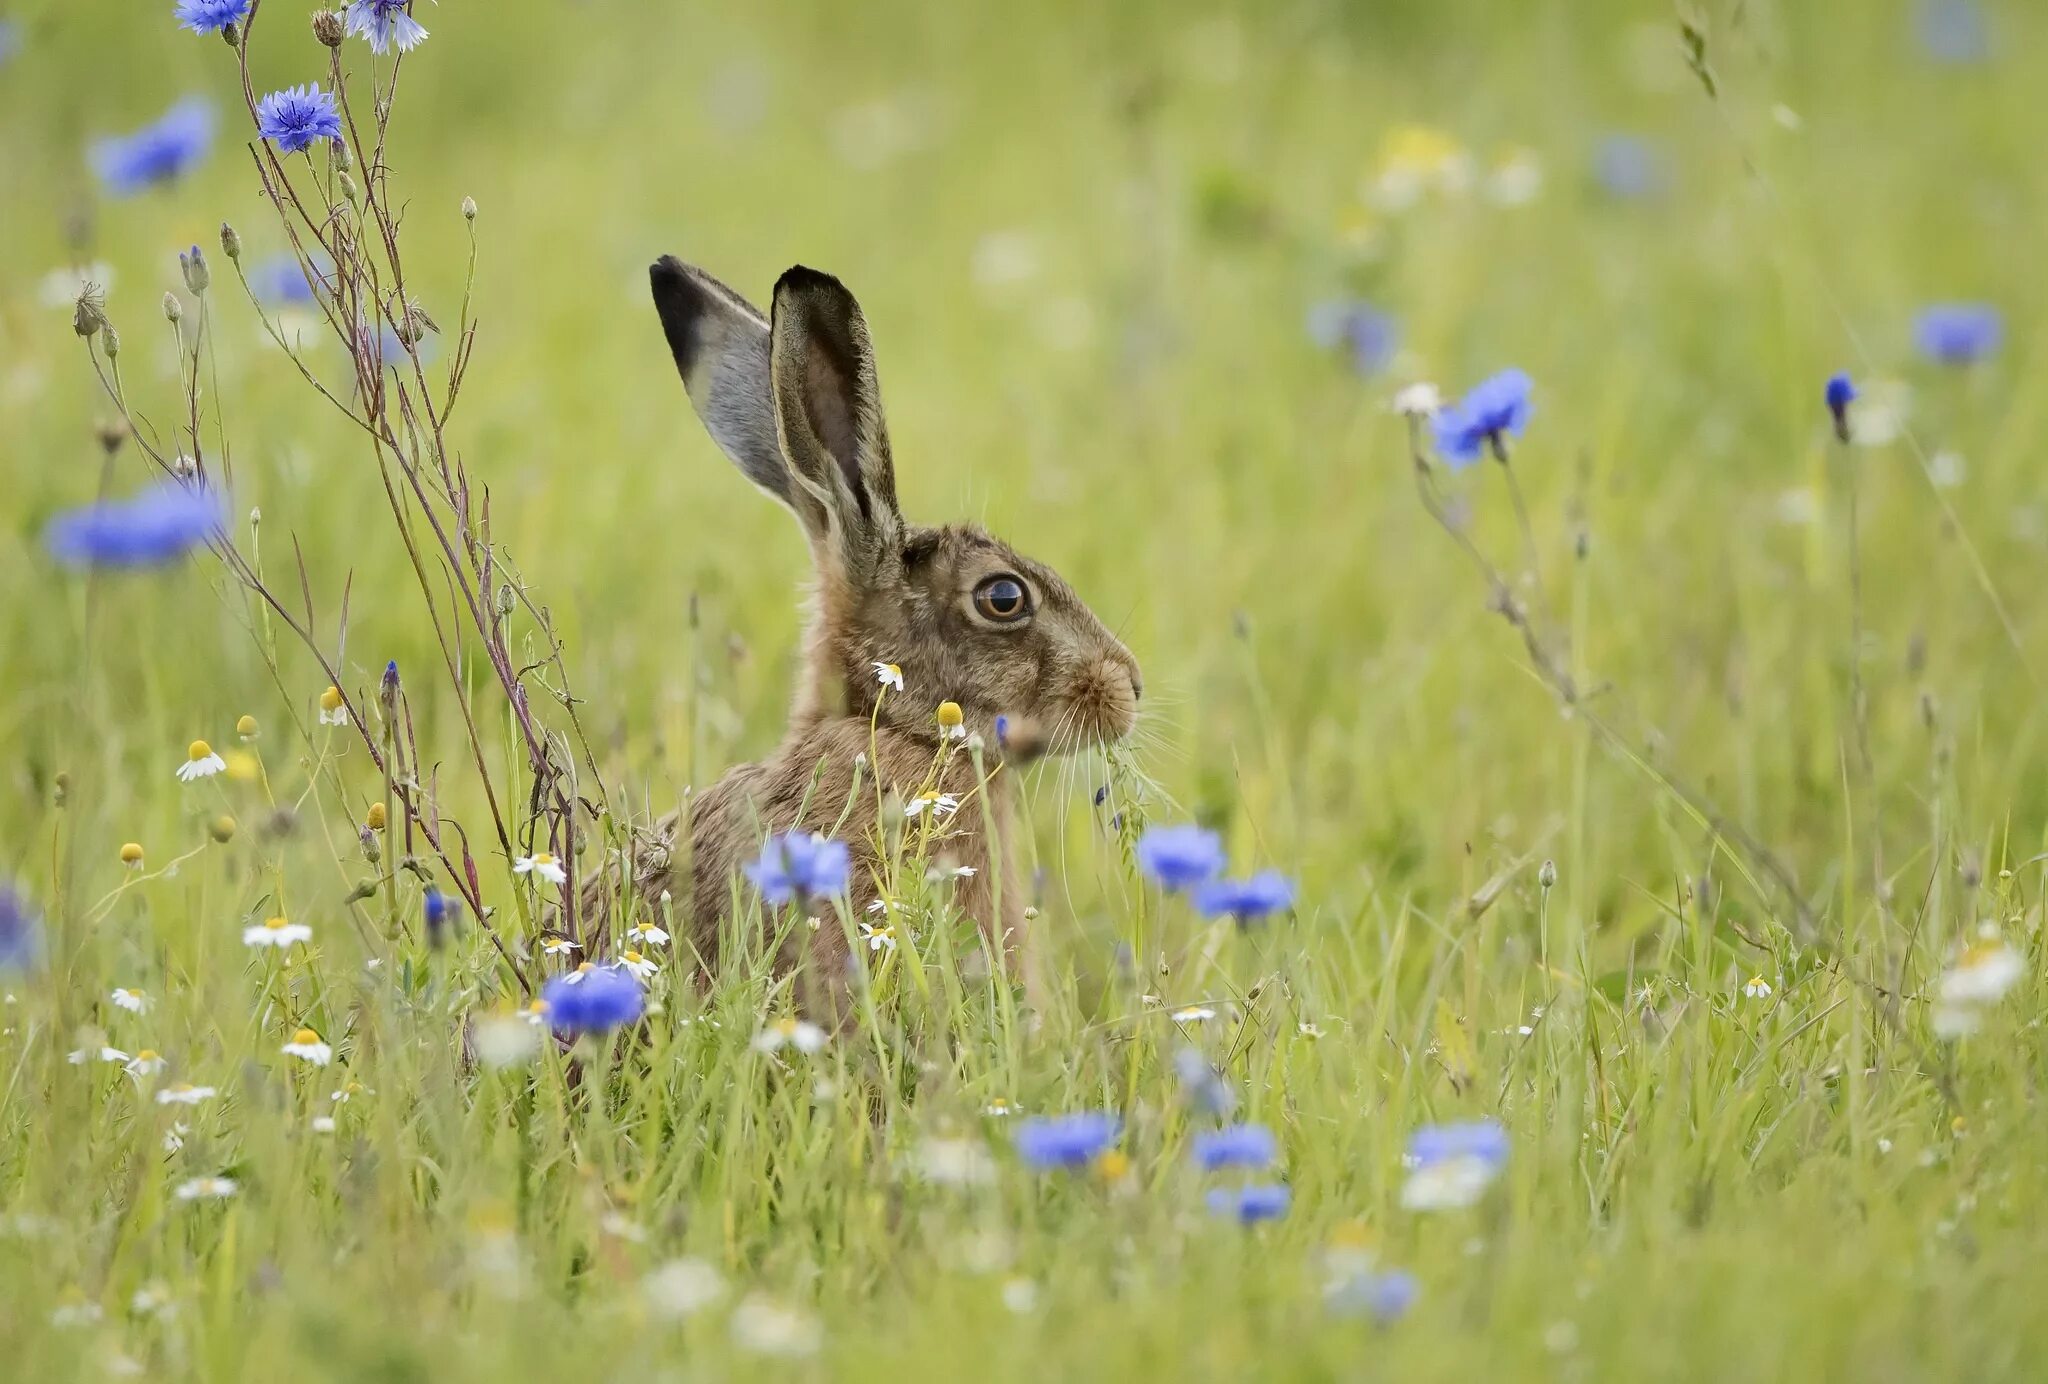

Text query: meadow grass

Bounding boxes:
[5,0,2048,1377]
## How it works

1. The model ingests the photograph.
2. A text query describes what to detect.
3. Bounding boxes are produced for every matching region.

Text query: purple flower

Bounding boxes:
[1206,1183,1290,1223]
[1192,1123,1276,1171]
[257,84,344,155]
[1306,300,1400,375]
[1135,824,1225,892]
[174,0,249,35]
[1409,1119,1510,1168]
[1913,303,2002,365]
[1191,870,1296,923]
[345,0,429,53]
[744,832,851,905]
[248,253,323,306]
[91,97,215,197]
[1173,1046,1237,1118]
[423,889,458,945]
[45,482,225,568]
[1014,1113,1119,1169]
[1432,369,1533,468]
[0,886,41,971]
[1825,372,1857,442]
[1327,1269,1419,1324]
[540,966,644,1035]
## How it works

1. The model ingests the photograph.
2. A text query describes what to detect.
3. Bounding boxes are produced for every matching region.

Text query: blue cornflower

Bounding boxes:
[1401,1119,1510,1210]
[248,253,322,306]
[1410,1118,1510,1167]
[45,482,225,568]
[174,0,249,34]
[1191,870,1296,923]
[0,886,41,972]
[744,831,851,905]
[1206,1183,1291,1224]
[423,889,458,945]
[90,97,215,197]
[1135,824,1225,892]
[1825,372,1857,442]
[1327,1269,1419,1324]
[540,965,644,1035]
[1432,368,1533,468]
[1306,300,1400,376]
[346,0,429,53]
[257,84,344,155]
[1173,1046,1238,1118]
[1013,1113,1120,1170]
[1191,1123,1277,1171]
[1917,0,1989,65]
[1913,303,2002,365]
[1592,133,1663,200]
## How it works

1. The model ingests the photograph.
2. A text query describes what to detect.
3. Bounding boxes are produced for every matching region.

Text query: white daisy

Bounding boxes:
[1171,1006,1216,1024]
[156,1083,217,1106]
[904,793,961,821]
[619,949,658,980]
[110,987,149,1014]
[872,661,905,692]
[514,852,568,885]
[317,685,349,726]
[905,1135,996,1187]
[244,916,312,948]
[162,1121,189,1153]
[518,999,551,1026]
[642,1258,726,1320]
[281,1027,333,1065]
[562,962,598,984]
[926,863,978,882]
[124,1049,166,1076]
[730,1294,822,1358]
[331,1080,372,1103]
[984,1098,1017,1117]
[1393,382,1442,417]
[475,1011,542,1067]
[173,1176,238,1202]
[859,921,898,954]
[539,934,580,957]
[1742,975,1774,1000]
[627,920,670,947]
[1298,1022,1325,1039]
[311,1115,337,1133]
[176,739,226,782]
[752,1016,828,1055]
[129,1283,175,1318]
[1938,941,2023,1006]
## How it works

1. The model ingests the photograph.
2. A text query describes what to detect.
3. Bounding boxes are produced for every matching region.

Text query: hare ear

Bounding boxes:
[768,266,902,579]
[649,257,822,525]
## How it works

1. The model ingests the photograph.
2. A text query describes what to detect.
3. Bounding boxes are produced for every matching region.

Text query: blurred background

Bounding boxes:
[5,0,2046,940]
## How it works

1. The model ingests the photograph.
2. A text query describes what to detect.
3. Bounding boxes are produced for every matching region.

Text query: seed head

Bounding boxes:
[312,9,345,47]
[73,284,108,338]
[461,195,477,221]
[1538,859,1558,890]
[219,222,243,262]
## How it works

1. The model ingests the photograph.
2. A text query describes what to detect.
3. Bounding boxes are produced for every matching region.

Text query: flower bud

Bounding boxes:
[359,826,381,864]
[237,714,259,740]
[73,285,108,338]
[338,170,359,204]
[332,138,354,174]
[461,195,477,221]
[312,8,344,45]
[119,842,145,867]
[219,222,243,262]
[495,584,515,616]
[220,20,240,46]
[209,815,238,844]
[95,419,129,456]
[365,802,387,832]
[1538,859,1558,889]
[100,322,120,358]
[179,245,210,295]
[163,292,184,324]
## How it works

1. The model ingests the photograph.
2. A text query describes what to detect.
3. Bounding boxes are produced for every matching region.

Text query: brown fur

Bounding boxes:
[607,260,1141,1008]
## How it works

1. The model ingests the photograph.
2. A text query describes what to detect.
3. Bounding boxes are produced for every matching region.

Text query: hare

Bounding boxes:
[610,257,1141,1005]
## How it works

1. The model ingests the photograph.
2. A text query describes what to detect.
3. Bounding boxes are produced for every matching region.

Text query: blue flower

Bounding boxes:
[1206,1183,1290,1223]
[257,84,344,155]
[91,97,215,197]
[174,0,249,34]
[1592,133,1663,200]
[423,889,458,944]
[1409,1119,1509,1168]
[1913,303,2002,365]
[1013,1113,1119,1169]
[744,832,851,905]
[1306,300,1400,376]
[1327,1269,1419,1324]
[1825,372,1856,441]
[0,20,19,69]
[1173,1046,1238,1118]
[1191,871,1296,923]
[45,482,225,568]
[346,0,429,53]
[540,966,644,1035]
[1917,0,1989,65]
[1401,1119,1509,1210]
[249,253,322,306]
[1135,824,1224,891]
[1432,369,1533,468]
[1192,1123,1276,1171]
[0,886,41,972]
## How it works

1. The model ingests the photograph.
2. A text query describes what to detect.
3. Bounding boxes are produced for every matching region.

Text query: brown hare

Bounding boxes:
[613,257,1140,1004]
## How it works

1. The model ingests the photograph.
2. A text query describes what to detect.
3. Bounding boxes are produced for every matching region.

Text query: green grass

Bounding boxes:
[6,0,2048,1376]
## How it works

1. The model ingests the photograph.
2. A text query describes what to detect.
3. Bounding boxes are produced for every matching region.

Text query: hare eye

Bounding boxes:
[973,575,1032,624]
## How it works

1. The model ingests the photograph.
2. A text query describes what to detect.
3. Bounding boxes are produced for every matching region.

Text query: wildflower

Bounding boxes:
[125,1049,166,1076]
[317,685,349,725]
[744,832,851,904]
[1937,939,2023,1006]
[1369,124,1472,210]
[175,0,249,34]
[873,661,904,692]
[904,792,961,821]
[936,701,967,740]
[1135,824,1225,891]
[1591,133,1663,199]
[1206,1183,1291,1224]
[1298,1022,1325,1039]
[563,961,597,983]
[513,852,568,886]
[1013,1113,1119,1170]
[1192,871,1296,923]
[90,97,215,197]
[1192,1123,1278,1171]
[175,740,227,783]
[155,1083,217,1106]
[1001,1279,1040,1314]
[423,888,457,945]
[162,1122,189,1152]
[1172,1005,1216,1023]
[540,967,644,1035]
[474,1011,541,1067]
[130,1283,176,1317]
[907,1135,998,1187]
[1305,300,1400,376]
[282,1027,333,1065]
[1392,382,1442,417]
[173,1176,238,1202]
[1,887,42,971]
[311,1115,337,1133]
[985,1098,1016,1117]
[730,1294,822,1358]
[1174,1045,1238,1117]
[643,1259,726,1320]
[45,482,224,568]
[119,842,146,869]
[618,949,658,980]
[50,1293,103,1328]
[752,1016,829,1054]
[1914,303,2003,365]
[243,916,312,948]
[1401,1119,1509,1211]
[256,84,344,155]
[859,920,898,953]
[1742,975,1773,999]
[1094,1149,1132,1185]
[249,253,322,306]
[1432,369,1534,468]
[331,1080,370,1103]
[344,0,428,53]
[538,934,580,958]
[1326,1268,1419,1324]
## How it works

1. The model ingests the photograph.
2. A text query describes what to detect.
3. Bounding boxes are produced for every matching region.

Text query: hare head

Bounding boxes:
[650,257,1141,756]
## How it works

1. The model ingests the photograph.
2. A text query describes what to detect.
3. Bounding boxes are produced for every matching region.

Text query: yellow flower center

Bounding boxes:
[884,663,901,679]
[169,1082,193,1093]
[525,1000,546,1015]
[575,961,593,974]
[265,916,289,931]
[936,701,964,728]
[1093,1150,1131,1181]
[365,802,387,831]
[135,1049,159,1061]
[774,1017,798,1036]
[1959,941,2005,969]
[291,1028,321,1045]
[236,714,258,737]
[624,950,645,965]
[187,740,214,761]
[119,842,144,864]
[533,852,556,865]
[319,685,344,712]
